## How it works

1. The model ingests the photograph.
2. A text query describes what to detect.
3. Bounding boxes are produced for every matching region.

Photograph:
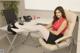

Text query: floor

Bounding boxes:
[0,38,9,53]
[0,33,77,53]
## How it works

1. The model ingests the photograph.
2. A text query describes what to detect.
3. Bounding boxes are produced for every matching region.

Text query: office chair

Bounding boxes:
[0,9,25,53]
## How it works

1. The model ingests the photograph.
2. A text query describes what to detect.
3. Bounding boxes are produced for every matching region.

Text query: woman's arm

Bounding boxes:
[48,20,67,35]
[44,23,52,29]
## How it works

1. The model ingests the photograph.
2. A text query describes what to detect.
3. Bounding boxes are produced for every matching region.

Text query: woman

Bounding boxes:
[43,6,68,44]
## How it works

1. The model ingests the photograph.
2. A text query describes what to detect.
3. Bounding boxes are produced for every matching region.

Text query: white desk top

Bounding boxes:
[0,18,52,33]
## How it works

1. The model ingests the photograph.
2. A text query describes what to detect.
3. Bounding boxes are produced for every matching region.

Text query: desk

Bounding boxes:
[12,21,50,41]
[0,18,52,52]
[11,18,53,41]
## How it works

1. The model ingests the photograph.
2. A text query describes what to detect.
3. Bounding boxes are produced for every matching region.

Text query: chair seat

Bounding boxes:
[39,38,71,51]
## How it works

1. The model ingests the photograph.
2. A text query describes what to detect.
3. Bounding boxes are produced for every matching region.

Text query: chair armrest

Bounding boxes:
[55,35,72,44]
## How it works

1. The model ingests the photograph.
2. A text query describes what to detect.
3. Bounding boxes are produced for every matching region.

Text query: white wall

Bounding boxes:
[24,0,80,12]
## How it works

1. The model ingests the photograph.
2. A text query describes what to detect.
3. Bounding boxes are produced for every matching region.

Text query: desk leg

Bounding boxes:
[7,34,18,53]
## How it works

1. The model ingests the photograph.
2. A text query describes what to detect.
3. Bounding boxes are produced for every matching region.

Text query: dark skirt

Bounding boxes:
[43,32,63,44]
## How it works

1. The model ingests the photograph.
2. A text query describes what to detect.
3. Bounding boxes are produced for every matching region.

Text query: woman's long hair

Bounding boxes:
[52,6,67,24]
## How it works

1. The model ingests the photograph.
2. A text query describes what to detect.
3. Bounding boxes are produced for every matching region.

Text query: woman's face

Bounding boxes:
[55,10,62,18]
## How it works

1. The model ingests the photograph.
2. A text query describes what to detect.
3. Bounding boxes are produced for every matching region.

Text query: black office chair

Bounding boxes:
[1,10,20,52]
[3,9,18,35]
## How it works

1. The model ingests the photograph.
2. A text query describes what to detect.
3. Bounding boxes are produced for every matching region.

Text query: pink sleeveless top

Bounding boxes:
[51,17,67,34]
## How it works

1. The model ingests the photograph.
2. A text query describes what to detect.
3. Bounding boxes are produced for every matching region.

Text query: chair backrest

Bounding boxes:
[3,10,17,24]
[64,10,77,36]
